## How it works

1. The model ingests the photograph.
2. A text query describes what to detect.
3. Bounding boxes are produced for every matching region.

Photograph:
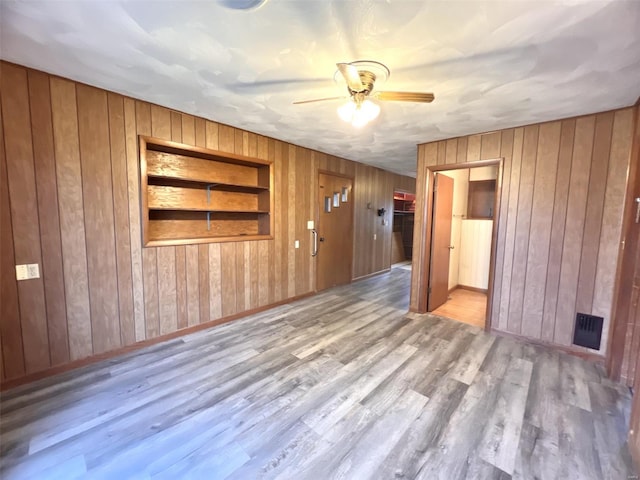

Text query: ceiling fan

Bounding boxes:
[293,60,435,127]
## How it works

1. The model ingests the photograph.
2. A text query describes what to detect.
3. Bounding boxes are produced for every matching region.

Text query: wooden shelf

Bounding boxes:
[140,136,274,246]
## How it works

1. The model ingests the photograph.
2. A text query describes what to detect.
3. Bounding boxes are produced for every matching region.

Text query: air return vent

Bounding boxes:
[573,313,603,350]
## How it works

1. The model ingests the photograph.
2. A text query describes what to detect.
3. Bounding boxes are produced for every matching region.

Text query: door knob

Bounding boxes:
[448,245,455,250]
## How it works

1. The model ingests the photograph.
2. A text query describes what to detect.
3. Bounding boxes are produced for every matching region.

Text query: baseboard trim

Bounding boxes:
[457,284,488,294]
[352,268,391,282]
[0,291,315,391]
[490,328,605,363]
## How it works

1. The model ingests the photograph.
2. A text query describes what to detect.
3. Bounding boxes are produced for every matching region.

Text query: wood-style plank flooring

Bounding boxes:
[432,288,487,328]
[0,269,635,479]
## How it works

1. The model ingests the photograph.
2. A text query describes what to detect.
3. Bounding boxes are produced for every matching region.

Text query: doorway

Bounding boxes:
[316,172,354,291]
[427,163,501,329]
[391,190,415,267]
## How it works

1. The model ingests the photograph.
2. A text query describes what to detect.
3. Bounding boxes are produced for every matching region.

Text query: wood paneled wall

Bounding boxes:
[0,62,414,383]
[411,108,636,355]
[608,104,640,385]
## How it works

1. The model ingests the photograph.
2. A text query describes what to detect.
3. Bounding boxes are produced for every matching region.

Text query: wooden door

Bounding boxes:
[428,173,454,311]
[317,173,353,291]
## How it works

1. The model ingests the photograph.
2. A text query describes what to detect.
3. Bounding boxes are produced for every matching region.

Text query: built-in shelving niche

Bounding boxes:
[139,136,274,246]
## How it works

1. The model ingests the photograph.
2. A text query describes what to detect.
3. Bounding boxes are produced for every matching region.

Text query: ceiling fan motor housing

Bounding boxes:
[349,70,377,95]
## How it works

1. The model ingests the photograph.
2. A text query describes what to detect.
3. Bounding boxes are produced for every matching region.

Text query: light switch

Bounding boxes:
[294,240,300,249]
[373,234,377,240]
[16,264,29,281]
[307,220,314,230]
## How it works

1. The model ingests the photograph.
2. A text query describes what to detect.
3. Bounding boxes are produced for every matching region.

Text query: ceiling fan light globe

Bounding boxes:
[361,100,380,121]
[337,101,357,122]
[351,107,370,128]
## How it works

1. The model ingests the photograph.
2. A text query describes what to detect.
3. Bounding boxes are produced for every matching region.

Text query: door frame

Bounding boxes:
[390,188,416,264]
[316,170,355,291]
[607,104,640,381]
[414,158,504,332]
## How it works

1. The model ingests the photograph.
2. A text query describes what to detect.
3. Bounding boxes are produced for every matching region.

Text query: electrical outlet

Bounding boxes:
[307,220,314,230]
[27,263,40,279]
[294,240,300,249]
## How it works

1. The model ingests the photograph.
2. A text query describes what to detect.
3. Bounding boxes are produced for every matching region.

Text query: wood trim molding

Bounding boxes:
[607,104,640,379]
[457,284,489,294]
[413,158,503,335]
[0,291,314,391]
[490,328,605,364]
[352,268,391,282]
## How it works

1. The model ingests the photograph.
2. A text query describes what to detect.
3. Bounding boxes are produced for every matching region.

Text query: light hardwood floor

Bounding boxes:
[432,288,487,328]
[0,269,635,479]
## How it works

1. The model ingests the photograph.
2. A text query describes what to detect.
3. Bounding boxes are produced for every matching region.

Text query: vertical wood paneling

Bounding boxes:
[220,242,237,317]
[157,247,177,335]
[242,242,251,311]
[0,118,26,379]
[456,137,468,164]
[106,93,135,347]
[521,122,561,338]
[480,132,501,159]
[467,134,481,161]
[507,125,539,335]
[413,108,634,355]
[278,142,289,300]
[437,141,447,165]
[77,85,121,354]
[445,138,457,164]
[199,244,210,324]
[175,246,188,330]
[1,64,50,372]
[28,70,69,365]
[150,106,178,333]
[186,245,200,326]
[410,156,428,311]
[208,242,222,320]
[0,62,440,383]
[575,112,615,314]
[268,139,280,302]
[499,128,524,330]
[593,109,635,349]
[541,120,575,342]
[50,77,93,360]
[123,98,146,343]
[554,116,596,345]
[193,120,210,325]
[181,115,195,145]
[424,142,438,167]
[136,101,159,340]
[491,129,513,330]
[287,146,296,298]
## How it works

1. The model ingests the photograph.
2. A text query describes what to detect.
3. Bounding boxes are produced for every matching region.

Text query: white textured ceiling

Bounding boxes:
[2,1,639,177]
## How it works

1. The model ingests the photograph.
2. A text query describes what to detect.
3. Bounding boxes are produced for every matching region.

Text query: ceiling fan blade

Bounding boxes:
[376,91,435,103]
[293,96,345,105]
[337,63,365,92]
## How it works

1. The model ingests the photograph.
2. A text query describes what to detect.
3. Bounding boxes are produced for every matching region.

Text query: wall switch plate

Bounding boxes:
[307,220,314,230]
[294,240,300,249]
[382,219,388,226]
[16,264,29,281]
[16,263,40,280]
[373,234,377,240]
